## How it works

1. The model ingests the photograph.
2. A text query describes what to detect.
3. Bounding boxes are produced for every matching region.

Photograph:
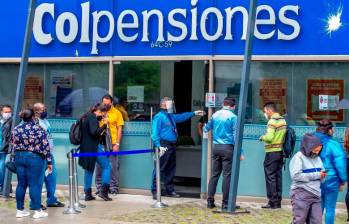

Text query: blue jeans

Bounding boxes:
[84,145,110,192]
[321,189,339,224]
[0,152,6,189]
[15,152,45,211]
[44,156,57,205]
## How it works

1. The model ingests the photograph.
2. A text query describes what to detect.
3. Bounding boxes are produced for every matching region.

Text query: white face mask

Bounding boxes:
[264,113,269,120]
[165,100,176,114]
[223,106,235,111]
[2,112,11,120]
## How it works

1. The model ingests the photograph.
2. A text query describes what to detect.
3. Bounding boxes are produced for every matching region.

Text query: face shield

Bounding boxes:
[165,100,176,114]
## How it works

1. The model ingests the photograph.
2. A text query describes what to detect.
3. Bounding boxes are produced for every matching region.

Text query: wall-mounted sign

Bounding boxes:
[1,0,348,57]
[307,80,344,122]
[23,76,43,108]
[205,93,226,108]
[319,95,339,111]
[127,86,144,103]
[260,79,287,114]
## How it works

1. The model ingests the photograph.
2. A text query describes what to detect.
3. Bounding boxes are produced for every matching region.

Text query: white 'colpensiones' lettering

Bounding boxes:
[32,1,301,55]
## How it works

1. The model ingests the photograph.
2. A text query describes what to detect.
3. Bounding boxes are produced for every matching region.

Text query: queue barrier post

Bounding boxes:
[73,148,86,209]
[152,147,168,208]
[63,150,81,214]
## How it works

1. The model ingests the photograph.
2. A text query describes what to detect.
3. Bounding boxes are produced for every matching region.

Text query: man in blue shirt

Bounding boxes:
[204,97,237,211]
[33,103,64,209]
[151,97,204,199]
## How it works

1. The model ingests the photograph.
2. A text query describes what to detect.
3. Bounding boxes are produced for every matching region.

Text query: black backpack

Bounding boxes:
[69,118,83,145]
[283,126,296,158]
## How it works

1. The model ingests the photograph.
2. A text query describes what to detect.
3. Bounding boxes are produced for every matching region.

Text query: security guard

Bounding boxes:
[151,97,204,199]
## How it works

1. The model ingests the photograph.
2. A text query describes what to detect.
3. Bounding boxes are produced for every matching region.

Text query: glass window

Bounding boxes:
[215,61,349,126]
[0,63,109,119]
[113,61,161,121]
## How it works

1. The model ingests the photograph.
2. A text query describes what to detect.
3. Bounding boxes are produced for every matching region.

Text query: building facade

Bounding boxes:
[1,0,348,200]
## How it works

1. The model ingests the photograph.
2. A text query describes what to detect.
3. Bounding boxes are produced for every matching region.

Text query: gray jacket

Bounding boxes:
[289,133,324,197]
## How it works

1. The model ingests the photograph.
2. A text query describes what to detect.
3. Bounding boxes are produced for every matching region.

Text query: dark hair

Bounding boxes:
[264,102,276,112]
[223,97,236,107]
[90,103,108,113]
[102,94,113,103]
[316,119,334,135]
[1,104,12,112]
[19,108,34,122]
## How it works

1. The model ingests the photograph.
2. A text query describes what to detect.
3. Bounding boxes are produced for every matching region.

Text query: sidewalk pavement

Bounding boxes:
[0,190,347,224]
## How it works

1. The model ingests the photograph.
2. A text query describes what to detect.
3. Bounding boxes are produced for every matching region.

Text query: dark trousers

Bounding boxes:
[207,144,234,205]
[264,151,283,205]
[151,143,176,194]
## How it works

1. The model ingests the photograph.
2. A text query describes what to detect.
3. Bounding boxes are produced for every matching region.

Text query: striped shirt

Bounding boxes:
[261,113,287,153]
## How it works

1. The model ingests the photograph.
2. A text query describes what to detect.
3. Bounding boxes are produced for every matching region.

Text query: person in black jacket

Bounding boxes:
[0,104,12,193]
[78,103,112,201]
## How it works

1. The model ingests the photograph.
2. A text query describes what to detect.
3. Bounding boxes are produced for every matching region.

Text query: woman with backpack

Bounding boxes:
[314,119,347,224]
[78,103,112,201]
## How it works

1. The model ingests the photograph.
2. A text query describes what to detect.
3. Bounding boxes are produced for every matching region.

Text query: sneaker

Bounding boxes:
[16,210,30,218]
[110,190,118,196]
[32,210,48,219]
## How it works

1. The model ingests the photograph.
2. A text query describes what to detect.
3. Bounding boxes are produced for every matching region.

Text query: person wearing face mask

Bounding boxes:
[12,109,52,219]
[289,133,325,224]
[33,103,64,209]
[313,119,347,224]
[0,104,12,193]
[204,97,240,211]
[95,94,124,196]
[79,103,111,201]
[151,96,204,199]
[259,102,287,209]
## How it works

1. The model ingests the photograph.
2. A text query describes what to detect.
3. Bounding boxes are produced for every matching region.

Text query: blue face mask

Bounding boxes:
[40,111,48,119]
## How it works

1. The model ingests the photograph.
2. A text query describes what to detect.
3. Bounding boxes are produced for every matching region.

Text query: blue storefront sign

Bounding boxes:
[0,0,348,57]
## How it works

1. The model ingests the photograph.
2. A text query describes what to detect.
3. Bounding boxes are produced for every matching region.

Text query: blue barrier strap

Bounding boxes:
[72,149,154,157]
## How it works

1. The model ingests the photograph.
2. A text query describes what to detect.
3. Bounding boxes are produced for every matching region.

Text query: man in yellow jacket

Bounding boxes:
[259,102,287,209]
[95,94,124,195]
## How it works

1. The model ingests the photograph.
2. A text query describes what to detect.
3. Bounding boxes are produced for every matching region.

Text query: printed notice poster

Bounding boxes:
[23,76,43,108]
[205,93,227,108]
[50,71,73,98]
[50,71,73,115]
[307,80,344,122]
[259,79,287,114]
[127,86,144,103]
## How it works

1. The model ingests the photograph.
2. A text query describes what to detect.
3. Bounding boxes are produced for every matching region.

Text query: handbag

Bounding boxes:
[5,154,16,173]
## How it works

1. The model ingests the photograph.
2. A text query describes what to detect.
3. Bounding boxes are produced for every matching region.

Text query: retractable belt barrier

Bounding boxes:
[72,149,154,158]
[63,147,166,215]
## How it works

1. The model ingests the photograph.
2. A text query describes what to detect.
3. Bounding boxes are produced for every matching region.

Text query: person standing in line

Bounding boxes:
[344,127,349,223]
[12,109,51,219]
[204,97,238,211]
[0,105,12,194]
[314,119,347,224]
[95,94,124,196]
[259,102,287,209]
[151,97,204,199]
[33,103,65,209]
[289,133,326,224]
[79,103,111,201]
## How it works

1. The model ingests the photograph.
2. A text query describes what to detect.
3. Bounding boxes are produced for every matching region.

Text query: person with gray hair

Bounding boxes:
[150,97,204,199]
[33,103,64,209]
